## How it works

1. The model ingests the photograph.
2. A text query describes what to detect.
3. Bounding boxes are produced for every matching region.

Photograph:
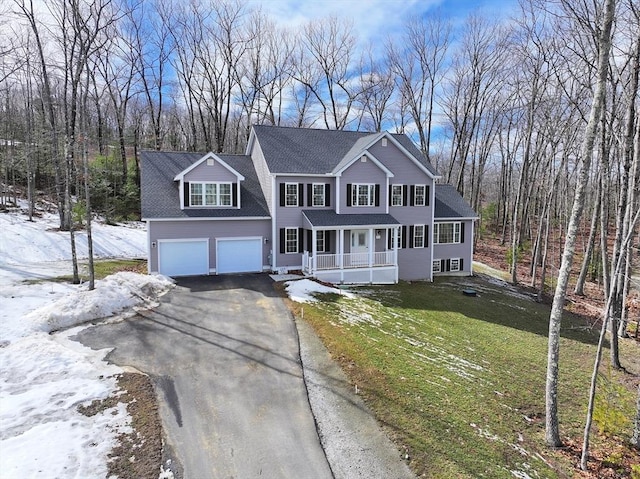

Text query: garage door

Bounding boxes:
[217,238,262,274]
[158,239,209,276]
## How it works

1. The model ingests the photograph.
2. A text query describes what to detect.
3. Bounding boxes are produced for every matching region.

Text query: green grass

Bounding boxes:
[294,275,637,478]
[24,259,147,284]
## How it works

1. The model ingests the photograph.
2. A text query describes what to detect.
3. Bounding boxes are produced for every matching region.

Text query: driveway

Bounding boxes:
[76,274,333,479]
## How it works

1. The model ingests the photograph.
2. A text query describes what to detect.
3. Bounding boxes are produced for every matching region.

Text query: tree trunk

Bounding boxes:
[545,0,615,448]
[575,177,601,295]
[632,385,640,449]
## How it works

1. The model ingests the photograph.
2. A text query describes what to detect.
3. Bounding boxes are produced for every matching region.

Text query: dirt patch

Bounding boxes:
[78,372,163,479]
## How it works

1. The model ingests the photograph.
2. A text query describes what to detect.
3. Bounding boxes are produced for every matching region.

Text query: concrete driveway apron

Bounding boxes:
[76,274,333,479]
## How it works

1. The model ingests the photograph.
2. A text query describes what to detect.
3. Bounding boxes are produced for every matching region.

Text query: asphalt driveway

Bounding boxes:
[76,274,333,478]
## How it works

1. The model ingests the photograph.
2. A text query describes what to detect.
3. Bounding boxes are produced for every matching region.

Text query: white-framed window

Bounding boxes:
[190,182,232,206]
[391,185,403,206]
[413,224,425,248]
[390,227,403,249]
[352,184,375,206]
[450,258,461,272]
[316,230,326,252]
[312,184,325,207]
[285,183,298,207]
[432,260,441,273]
[414,185,426,206]
[434,222,461,244]
[285,227,298,253]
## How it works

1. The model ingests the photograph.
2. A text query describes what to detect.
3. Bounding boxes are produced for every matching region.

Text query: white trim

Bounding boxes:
[173,152,245,182]
[391,184,404,207]
[333,150,394,178]
[284,227,299,254]
[271,175,277,270]
[143,216,270,222]
[435,216,480,221]
[413,184,427,207]
[188,181,234,207]
[284,182,299,207]
[336,176,341,214]
[146,220,151,274]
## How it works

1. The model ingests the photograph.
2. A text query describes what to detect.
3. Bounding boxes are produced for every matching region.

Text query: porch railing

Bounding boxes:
[305,250,396,272]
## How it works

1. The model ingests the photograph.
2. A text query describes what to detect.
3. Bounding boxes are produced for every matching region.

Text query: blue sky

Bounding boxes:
[245,0,520,46]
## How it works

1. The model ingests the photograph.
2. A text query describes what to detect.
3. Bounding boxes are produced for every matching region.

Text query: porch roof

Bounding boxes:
[302,210,400,229]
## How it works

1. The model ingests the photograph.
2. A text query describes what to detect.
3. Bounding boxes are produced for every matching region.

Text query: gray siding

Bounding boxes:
[274,176,335,268]
[432,220,474,274]
[184,160,238,182]
[370,138,435,281]
[148,219,271,273]
[249,137,275,215]
[340,158,388,213]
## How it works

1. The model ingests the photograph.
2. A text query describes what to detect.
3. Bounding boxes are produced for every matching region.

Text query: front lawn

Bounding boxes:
[288,275,639,478]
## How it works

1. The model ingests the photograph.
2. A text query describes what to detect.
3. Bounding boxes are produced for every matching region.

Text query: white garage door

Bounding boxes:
[158,239,209,277]
[217,238,262,274]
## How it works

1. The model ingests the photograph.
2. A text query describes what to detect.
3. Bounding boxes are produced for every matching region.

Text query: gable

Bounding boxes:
[184,160,239,182]
[174,152,244,182]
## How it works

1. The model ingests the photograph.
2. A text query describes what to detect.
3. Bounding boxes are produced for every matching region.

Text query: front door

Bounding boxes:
[350,229,368,254]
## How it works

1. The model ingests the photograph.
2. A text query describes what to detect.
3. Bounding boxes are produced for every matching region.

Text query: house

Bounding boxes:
[141,125,478,283]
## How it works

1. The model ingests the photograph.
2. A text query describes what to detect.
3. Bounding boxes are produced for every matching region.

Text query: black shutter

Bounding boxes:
[426,185,430,206]
[307,229,312,251]
[298,184,304,207]
[425,225,429,248]
[441,259,446,271]
[325,184,331,207]
[387,229,392,249]
[460,258,464,271]
[446,259,451,271]
[401,225,407,249]
[409,225,415,248]
[307,184,312,206]
[279,183,285,207]
[328,231,333,253]
[298,228,304,252]
[409,185,415,206]
[279,228,285,254]
[183,182,190,207]
[232,183,238,207]
[402,185,408,206]
[460,222,465,243]
[346,184,352,206]
[388,185,392,206]
[375,185,380,206]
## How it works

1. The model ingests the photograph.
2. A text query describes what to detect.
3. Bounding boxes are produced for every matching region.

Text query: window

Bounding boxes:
[316,231,326,252]
[450,258,461,272]
[434,222,461,244]
[312,184,325,207]
[190,183,203,206]
[389,227,403,249]
[432,260,441,273]
[391,185,403,206]
[352,184,375,206]
[285,228,298,253]
[285,183,298,207]
[413,225,425,248]
[189,182,233,206]
[414,185,426,206]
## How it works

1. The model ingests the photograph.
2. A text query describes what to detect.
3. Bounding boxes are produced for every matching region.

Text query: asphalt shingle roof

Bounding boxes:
[302,210,400,228]
[251,125,437,176]
[434,184,478,219]
[141,151,270,219]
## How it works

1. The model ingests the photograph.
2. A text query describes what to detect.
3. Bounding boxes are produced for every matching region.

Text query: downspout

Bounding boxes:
[271,174,277,271]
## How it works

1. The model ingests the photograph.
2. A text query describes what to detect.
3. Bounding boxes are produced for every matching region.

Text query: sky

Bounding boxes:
[244,0,520,46]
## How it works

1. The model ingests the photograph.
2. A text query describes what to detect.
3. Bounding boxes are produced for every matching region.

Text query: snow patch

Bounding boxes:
[285,279,354,303]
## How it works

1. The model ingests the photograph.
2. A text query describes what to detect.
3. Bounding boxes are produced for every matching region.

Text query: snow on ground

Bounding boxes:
[0,200,146,284]
[285,278,355,303]
[1,204,173,479]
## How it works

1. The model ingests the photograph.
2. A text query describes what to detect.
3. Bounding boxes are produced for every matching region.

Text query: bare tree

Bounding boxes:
[545,0,616,448]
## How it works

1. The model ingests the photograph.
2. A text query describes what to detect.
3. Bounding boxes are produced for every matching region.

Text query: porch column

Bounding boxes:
[338,228,344,269]
[368,228,374,267]
[393,226,399,282]
[312,229,317,273]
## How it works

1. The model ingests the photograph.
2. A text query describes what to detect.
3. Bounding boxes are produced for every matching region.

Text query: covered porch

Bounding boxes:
[301,210,400,284]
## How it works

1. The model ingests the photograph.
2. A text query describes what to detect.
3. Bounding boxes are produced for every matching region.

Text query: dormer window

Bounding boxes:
[189,182,232,206]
